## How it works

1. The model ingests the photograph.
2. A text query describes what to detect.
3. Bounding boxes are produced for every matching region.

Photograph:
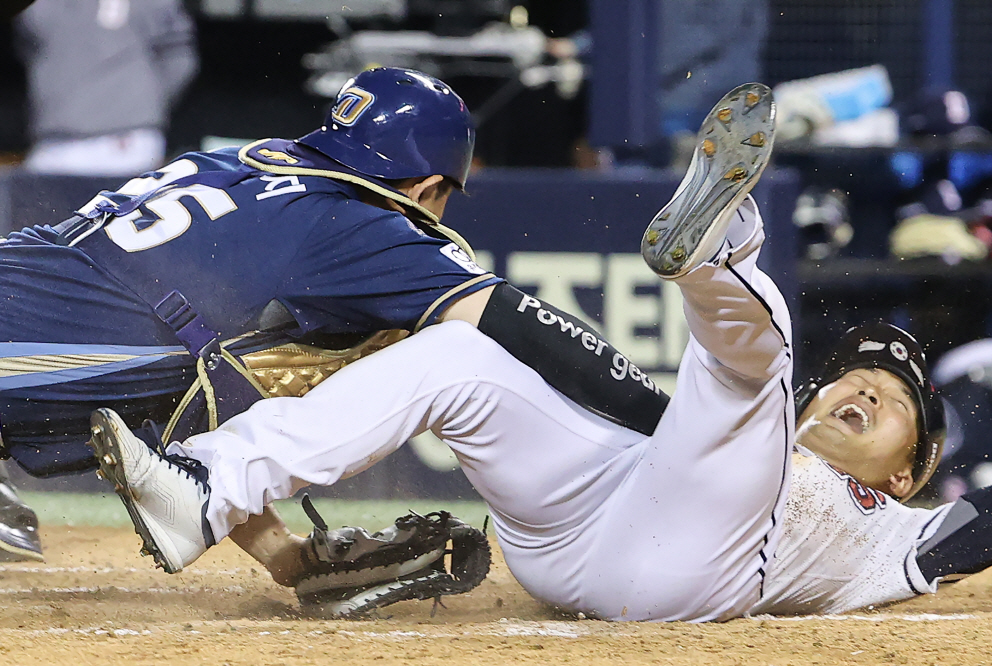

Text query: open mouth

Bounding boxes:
[831,403,869,435]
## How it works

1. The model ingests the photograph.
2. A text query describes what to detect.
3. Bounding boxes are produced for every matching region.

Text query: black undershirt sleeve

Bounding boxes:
[916,485,992,583]
[476,282,670,436]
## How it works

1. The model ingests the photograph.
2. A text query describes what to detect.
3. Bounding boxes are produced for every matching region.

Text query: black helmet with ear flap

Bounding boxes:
[795,322,946,501]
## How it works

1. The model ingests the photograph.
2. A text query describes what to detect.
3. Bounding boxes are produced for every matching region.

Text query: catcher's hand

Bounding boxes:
[294,495,491,618]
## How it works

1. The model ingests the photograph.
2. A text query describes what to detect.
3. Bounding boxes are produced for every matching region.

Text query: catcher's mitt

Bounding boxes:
[294,495,491,618]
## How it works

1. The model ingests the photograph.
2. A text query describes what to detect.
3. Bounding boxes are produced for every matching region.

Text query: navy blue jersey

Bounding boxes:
[0,140,501,475]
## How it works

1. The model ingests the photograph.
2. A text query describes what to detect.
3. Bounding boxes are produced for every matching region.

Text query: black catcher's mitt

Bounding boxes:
[294,495,491,618]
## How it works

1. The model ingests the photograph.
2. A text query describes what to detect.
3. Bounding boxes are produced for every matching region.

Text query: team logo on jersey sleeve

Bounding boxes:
[331,87,376,127]
[825,463,888,515]
[439,243,486,275]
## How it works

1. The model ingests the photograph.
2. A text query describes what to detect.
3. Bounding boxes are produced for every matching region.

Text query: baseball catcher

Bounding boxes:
[0,66,670,585]
[90,82,992,620]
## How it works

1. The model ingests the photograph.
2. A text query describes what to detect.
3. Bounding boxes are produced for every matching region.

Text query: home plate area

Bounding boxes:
[0,525,990,665]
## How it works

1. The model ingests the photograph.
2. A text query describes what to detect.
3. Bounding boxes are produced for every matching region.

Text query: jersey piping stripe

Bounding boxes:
[715,242,793,598]
[725,263,790,350]
[757,376,794,598]
[905,550,928,595]
[0,342,185,359]
[413,274,504,332]
[0,343,186,390]
[905,510,949,594]
[0,353,164,375]
[238,141,480,262]
[238,140,441,220]
[0,353,183,390]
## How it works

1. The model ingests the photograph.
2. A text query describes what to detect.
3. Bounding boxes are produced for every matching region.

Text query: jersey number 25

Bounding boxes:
[102,160,238,252]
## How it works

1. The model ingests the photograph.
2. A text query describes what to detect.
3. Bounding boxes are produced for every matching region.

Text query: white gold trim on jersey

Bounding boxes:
[238,140,478,262]
[413,274,500,333]
[0,353,152,375]
[0,343,187,390]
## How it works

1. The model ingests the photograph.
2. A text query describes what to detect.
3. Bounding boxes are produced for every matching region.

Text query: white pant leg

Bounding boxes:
[678,196,793,383]
[172,199,793,622]
[173,321,645,555]
[575,198,795,621]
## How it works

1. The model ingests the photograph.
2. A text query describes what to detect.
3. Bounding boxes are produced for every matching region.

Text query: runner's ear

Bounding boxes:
[888,465,914,499]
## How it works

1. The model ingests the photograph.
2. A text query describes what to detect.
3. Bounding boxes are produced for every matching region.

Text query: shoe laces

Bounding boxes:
[161,452,211,495]
[144,420,210,494]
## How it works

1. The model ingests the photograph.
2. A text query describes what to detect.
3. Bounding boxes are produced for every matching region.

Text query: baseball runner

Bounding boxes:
[0,67,664,581]
[88,82,992,621]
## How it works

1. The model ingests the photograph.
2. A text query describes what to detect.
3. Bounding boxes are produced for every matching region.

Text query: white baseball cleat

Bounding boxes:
[641,82,776,278]
[88,408,214,573]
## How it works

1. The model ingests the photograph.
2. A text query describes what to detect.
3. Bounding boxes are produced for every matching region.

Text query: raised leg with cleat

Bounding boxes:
[641,82,776,279]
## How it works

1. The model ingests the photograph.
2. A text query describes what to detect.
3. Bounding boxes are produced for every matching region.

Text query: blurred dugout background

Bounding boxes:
[2,0,992,502]
[2,0,992,165]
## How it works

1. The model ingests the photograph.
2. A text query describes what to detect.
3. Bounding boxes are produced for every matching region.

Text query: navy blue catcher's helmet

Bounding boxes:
[795,322,946,501]
[297,67,475,188]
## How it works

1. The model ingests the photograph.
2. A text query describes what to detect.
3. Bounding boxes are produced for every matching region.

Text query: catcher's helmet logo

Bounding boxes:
[331,87,376,127]
[890,341,909,361]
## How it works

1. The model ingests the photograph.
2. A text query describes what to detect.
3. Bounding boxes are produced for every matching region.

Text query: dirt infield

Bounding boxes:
[2,525,992,665]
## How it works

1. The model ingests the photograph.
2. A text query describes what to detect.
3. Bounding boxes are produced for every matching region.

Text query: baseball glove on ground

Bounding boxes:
[294,496,491,618]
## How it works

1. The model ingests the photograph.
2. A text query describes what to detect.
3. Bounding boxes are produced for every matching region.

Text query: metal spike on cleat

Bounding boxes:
[640,82,775,279]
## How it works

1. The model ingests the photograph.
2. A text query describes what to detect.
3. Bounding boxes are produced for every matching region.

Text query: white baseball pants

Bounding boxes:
[172,197,795,622]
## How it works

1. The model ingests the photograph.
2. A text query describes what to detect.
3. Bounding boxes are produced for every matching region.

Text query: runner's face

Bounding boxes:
[796,368,919,498]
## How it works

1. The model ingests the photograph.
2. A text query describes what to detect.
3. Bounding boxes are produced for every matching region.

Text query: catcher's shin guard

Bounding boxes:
[0,461,42,562]
[641,82,776,278]
[294,495,491,618]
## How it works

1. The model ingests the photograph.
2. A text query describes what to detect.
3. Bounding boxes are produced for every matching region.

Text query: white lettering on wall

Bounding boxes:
[507,253,604,334]
[504,251,688,372]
